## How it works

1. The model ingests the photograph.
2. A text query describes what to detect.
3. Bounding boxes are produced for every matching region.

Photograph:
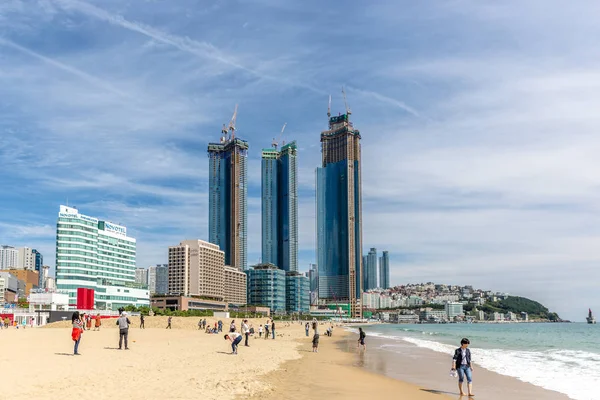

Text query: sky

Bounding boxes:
[1,0,599,321]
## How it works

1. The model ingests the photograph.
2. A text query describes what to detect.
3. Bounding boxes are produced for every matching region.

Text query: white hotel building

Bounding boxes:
[55,205,149,310]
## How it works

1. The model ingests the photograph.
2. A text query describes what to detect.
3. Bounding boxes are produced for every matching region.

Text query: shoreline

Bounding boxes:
[339,332,571,400]
[247,329,453,400]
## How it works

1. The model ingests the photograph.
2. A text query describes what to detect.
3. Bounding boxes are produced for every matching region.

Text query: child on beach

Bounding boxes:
[357,328,366,351]
[224,332,243,354]
[452,338,474,397]
[259,325,263,337]
[312,333,319,353]
[94,314,101,331]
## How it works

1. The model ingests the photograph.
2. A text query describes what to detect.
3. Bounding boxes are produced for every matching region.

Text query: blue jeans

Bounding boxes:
[305,329,309,337]
[74,338,81,354]
[457,365,472,383]
[232,336,242,353]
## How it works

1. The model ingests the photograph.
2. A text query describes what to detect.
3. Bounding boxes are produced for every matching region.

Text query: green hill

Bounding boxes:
[479,296,560,321]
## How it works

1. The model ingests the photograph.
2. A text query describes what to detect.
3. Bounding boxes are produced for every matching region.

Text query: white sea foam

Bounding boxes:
[402,337,600,400]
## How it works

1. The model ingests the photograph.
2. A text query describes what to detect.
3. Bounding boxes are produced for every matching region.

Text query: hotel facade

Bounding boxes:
[55,205,149,310]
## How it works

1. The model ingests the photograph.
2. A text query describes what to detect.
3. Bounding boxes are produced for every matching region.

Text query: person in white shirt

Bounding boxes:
[242,320,250,347]
[225,332,242,354]
[258,325,263,338]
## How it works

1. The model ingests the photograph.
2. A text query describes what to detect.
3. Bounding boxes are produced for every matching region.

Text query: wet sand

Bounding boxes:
[339,334,571,400]
[248,329,453,400]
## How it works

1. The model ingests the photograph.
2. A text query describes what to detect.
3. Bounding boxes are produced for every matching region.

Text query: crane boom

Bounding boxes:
[342,86,351,116]
[228,104,238,139]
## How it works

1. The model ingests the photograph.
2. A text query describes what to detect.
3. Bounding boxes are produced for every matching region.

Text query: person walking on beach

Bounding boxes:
[94,314,101,331]
[357,328,366,351]
[140,314,145,329]
[305,322,309,337]
[230,320,236,333]
[242,320,250,347]
[452,338,474,397]
[71,311,83,355]
[264,320,270,340]
[166,316,172,329]
[258,324,263,338]
[116,312,131,350]
[218,320,223,332]
[271,320,276,339]
[224,332,243,354]
[312,332,319,353]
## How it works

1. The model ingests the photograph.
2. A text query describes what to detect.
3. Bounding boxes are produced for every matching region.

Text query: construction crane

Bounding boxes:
[342,86,351,116]
[327,94,331,118]
[228,104,238,140]
[272,122,287,149]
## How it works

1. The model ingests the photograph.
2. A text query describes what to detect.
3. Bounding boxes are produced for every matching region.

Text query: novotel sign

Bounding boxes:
[58,213,98,223]
[104,222,126,235]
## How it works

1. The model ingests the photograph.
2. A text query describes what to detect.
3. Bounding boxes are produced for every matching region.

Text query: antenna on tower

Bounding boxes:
[228,104,238,140]
[342,86,351,116]
[327,94,331,118]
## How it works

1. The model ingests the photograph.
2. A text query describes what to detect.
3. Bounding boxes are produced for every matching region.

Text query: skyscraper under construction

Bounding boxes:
[316,92,363,317]
[261,137,298,273]
[208,106,248,270]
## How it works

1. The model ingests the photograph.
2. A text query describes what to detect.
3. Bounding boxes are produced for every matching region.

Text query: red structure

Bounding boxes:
[76,288,95,310]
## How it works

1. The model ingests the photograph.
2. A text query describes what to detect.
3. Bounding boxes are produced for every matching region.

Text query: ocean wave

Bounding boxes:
[402,337,600,400]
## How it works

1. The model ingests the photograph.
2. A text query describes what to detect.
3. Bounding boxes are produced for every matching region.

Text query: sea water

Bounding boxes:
[359,323,600,400]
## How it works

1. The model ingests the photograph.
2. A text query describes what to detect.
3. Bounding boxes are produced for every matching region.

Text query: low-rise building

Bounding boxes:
[28,290,70,311]
[285,271,310,314]
[8,269,39,296]
[246,264,286,314]
[151,295,228,312]
[445,302,464,319]
[419,308,447,322]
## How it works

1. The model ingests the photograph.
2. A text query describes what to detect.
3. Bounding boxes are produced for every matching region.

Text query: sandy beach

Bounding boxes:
[0,317,570,400]
[0,317,448,400]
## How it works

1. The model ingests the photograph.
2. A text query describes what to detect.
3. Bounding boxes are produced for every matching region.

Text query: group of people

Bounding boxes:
[0,317,38,329]
[222,319,278,354]
[70,310,132,355]
[79,313,102,331]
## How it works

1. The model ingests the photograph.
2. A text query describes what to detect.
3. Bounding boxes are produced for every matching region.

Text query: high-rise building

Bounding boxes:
[261,141,298,272]
[32,249,43,286]
[379,251,390,289]
[316,102,363,317]
[135,267,149,286]
[308,263,319,306]
[167,240,247,305]
[363,248,377,291]
[285,271,310,314]
[246,263,286,314]
[0,245,18,269]
[16,247,35,270]
[55,205,149,310]
[148,264,168,295]
[208,116,248,271]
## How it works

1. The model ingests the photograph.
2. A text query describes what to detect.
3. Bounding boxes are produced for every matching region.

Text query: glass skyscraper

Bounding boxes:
[208,136,248,270]
[316,109,363,317]
[55,205,149,310]
[363,247,377,291]
[379,251,390,289]
[261,141,298,272]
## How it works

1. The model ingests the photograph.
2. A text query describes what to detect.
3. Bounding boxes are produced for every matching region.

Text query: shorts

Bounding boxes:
[359,339,365,345]
[457,365,472,383]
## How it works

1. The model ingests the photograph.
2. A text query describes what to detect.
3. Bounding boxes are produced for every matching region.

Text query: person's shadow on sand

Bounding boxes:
[421,389,463,397]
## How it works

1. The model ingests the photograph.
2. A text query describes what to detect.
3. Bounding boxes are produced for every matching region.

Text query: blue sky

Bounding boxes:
[1,0,599,320]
